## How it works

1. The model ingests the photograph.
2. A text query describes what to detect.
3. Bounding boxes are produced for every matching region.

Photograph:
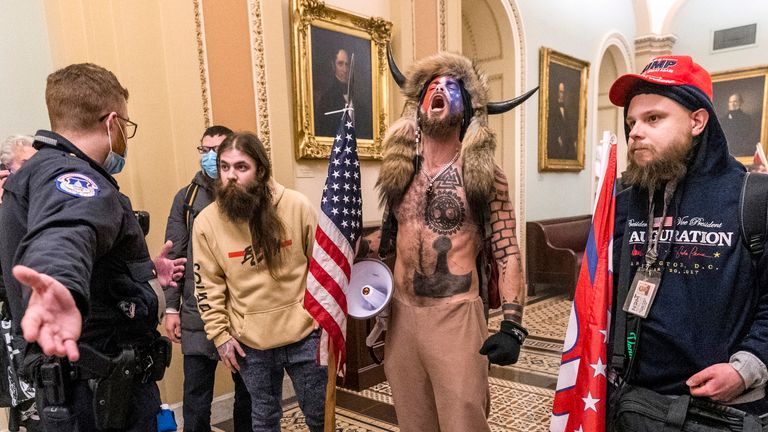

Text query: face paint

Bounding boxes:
[420,76,464,117]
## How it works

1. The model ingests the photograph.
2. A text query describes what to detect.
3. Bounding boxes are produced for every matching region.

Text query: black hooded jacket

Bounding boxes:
[164,170,217,357]
[0,131,160,354]
[612,86,768,395]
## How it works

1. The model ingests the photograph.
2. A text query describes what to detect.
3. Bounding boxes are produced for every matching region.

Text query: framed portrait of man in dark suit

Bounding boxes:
[310,28,373,141]
[538,48,589,171]
[290,0,392,160]
[711,66,767,164]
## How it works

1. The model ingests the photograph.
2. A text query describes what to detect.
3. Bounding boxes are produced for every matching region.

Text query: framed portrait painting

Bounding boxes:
[711,65,768,164]
[290,0,392,160]
[538,47,590,171]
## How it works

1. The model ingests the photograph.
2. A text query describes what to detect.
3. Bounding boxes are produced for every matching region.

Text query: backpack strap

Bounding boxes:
[739,172,768,261]
[182,183,200,229]
[610,214,634,374]
[377,203,398,259]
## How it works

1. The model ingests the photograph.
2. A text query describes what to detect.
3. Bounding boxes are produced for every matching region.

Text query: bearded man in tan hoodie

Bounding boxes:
[193,132,326,432]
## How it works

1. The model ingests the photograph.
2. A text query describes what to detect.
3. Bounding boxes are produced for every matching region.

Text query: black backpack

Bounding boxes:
[182,183,200,229]
[740,172,768,262]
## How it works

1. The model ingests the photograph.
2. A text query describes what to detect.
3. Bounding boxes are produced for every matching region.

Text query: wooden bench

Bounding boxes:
[526,215,591,299]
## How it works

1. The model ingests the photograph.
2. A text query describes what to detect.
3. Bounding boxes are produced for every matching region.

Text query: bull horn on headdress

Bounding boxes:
[487,86,539,114]
[387,45,406,88]
[386,45,538,114]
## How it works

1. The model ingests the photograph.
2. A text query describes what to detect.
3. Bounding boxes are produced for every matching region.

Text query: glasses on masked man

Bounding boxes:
[98,113,138,139]
[196,145,221,154]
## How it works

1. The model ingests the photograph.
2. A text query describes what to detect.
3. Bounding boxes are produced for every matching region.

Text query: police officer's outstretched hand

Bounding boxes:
[217,337,245,373]
[13,265,82,361]
[154,240,186,288]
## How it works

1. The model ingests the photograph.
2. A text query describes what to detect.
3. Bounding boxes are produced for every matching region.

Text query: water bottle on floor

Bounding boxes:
[157,403,177,432]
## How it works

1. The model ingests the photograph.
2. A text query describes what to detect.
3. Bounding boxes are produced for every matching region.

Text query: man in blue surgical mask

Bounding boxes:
[0,63,186,431]
[162,126,252,432]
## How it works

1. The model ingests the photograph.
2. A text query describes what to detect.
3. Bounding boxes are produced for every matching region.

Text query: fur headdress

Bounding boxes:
[376,52,497,214]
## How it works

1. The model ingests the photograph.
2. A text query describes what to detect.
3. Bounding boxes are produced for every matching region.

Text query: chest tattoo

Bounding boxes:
[424,167,465,235]
[413,236,471,298]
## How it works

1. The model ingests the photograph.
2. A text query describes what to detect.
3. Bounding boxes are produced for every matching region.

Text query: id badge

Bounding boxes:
[622,267,660,318]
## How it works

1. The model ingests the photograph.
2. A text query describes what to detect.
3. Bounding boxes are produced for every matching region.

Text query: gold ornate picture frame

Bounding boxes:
[711,65,768,165]
[290,0,392,160]
[538,47,589,171]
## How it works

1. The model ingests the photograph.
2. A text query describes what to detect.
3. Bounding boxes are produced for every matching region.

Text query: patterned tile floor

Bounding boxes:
[278,404,399,431]
[213,294,572,432]
[489,294,572,342]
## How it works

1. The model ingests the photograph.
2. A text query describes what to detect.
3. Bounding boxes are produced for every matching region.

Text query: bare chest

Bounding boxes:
[392,165,481,302]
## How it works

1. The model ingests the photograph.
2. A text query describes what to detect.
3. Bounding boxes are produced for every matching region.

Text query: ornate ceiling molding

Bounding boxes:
[635,33,677,56]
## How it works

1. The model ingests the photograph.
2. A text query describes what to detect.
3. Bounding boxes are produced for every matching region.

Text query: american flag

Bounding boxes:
[304,107,363,373]
[753,143,767,170]
[550,142,616,432]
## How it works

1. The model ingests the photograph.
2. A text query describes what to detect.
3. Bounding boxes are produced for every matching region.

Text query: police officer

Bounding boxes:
[0,63,185,431]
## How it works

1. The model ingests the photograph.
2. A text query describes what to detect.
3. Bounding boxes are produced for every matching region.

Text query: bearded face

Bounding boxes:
[216,178,267,223]
[622,93,697,191]
[623,134,691,191]
[419,75,464,139]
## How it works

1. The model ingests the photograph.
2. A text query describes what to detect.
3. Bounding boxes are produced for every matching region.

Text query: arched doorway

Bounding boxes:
[461,0,528,235]
[595,38,632,199]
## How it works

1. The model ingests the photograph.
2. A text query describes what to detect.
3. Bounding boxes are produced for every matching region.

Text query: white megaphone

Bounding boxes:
[346,258,394,319]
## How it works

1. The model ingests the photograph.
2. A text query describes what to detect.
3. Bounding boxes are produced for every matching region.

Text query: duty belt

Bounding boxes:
[37,338,172,431]
[68,343,162,384]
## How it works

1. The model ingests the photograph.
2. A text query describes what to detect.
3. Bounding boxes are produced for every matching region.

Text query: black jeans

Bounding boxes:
[182,354,252,432]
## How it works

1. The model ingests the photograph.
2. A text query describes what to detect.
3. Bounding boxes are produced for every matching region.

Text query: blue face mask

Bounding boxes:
[200,150,218,179]
[104,150,126,175]
[105,120,127,175]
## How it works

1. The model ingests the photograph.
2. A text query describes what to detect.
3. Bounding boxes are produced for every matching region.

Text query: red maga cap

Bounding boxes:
[609,56,712,107]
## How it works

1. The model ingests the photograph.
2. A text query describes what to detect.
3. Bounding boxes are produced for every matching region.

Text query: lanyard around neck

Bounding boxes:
[643,179,678,270]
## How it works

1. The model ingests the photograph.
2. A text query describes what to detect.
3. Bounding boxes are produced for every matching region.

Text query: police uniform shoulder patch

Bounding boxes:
[55,173,100,198]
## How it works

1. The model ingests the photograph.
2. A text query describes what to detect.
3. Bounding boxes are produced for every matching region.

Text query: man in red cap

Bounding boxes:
[607,56,768,430]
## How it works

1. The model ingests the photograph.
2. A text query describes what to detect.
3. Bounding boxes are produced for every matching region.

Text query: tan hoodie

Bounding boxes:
[192,181,318,349]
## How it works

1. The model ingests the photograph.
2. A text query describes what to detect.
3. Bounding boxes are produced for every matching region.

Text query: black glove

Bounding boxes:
[479,320,528,365]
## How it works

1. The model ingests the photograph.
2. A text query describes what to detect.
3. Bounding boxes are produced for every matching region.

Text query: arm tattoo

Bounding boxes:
[491,167,526,322]
[502,302,524,323]
[490,168,521,266]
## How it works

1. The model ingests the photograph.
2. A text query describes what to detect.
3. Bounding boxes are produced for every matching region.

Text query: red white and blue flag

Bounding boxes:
[550,142,617,432]
[304,107,363,374]
[754,143,767,170]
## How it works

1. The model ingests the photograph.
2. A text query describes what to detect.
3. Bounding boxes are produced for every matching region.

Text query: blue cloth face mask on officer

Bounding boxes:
[200,150,218,179]
[105,116,127,175]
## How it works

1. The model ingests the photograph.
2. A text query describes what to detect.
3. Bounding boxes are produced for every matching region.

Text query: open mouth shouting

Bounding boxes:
[430,93,447,113]
[420,75,464,118]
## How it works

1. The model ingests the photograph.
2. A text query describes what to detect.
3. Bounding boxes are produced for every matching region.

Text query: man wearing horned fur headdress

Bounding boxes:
[369,51,535,431]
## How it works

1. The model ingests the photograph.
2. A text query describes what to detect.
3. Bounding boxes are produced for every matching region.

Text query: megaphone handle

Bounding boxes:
[369,345,383,365]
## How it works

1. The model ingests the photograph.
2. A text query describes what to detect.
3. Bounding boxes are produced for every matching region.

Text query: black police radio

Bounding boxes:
[133,211,150,236]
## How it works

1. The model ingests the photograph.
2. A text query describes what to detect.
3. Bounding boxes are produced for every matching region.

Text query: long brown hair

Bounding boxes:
[217,132,286,278]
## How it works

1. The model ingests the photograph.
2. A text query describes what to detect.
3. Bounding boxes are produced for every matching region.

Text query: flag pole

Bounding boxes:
[324,340,337,431]
[324,53,353,432]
